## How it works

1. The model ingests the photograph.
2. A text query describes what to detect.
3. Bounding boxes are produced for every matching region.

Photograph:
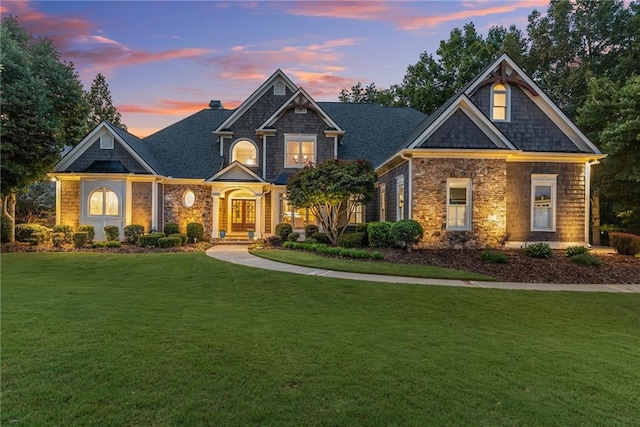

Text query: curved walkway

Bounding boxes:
[206,245,640,293]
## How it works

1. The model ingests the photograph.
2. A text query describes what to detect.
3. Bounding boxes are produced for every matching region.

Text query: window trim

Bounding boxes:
[100,134,114,149]
[396,175,405,221]
[88,186,120,217]
[446,178,472,231]
[274,80,286,96]
[490,82,511,122]
[379,183,386,222]
[183,190,196,208]
[284,133,317,169]
[230,138,259,167]
[531,174,557,232]
[348,197,365,225]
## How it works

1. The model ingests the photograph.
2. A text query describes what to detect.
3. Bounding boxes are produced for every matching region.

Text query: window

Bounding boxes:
[89,187,119,216]
[491,83,510,122]
[379,184,386,222]
[348,198,365,224]
[447,178,471,230]
[396,176,405,220]
[100,134,114,149]
[531,175,557,231]
[279,195,316,229]
[183,190,195,208]
[285,134,315,168]
[231,140,258,166]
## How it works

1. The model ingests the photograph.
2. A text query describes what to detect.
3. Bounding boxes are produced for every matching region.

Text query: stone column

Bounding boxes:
[255,196,263,238]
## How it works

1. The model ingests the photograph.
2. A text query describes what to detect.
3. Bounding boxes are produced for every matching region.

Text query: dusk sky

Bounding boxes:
[2,1,549,137]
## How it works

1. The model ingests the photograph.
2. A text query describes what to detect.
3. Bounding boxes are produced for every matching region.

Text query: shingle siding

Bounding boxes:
[377,162,409,222]
[420,109,497,149]
[66,139,149,174]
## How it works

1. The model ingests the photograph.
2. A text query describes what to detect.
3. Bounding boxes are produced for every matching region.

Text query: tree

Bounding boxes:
[287,159,376,245]
[86,73,127,130]
[0,16,88,241]
[16,182,56,225]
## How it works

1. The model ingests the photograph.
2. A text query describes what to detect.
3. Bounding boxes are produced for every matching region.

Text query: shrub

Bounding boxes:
[1,213,11,243]
[565,246,589,257]
[104,225,120,242]
[312,232,331,245]
[158,236,182,248]
[609,232,640,256]
[52,232,65,248]
[169,233,188,245]
[92,241,121,248]
[288,232,300,242]
[367,221,393,247]
[390,220,423,249]
[525,242,553,259]
[275,223,293,241]
[138,232,165,248]
[265,235,283,248]
[337,232,365,248]
[15,223,52,243]
[186,222,204,243]
[481,250,509,264]
[164,222,180,235]
[78,225,95,243]
[355,222,369,244]
[371,251,384,260]
[304,224,319,239]
[124,224,145,244]
[570,253,602,267]
[73,232,88,247]
[53,225,74,243]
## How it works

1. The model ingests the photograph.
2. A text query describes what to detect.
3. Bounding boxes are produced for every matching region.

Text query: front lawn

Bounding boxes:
[3,252,639,425]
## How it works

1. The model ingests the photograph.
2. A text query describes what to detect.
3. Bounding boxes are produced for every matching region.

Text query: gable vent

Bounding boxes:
[274,81,286,96]
[295,106,308,114]
[100,134,114,149]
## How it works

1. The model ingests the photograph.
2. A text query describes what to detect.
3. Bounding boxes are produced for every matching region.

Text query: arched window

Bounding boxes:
[231,140,258,166]
[89,187,119,216]
[491,83,510,122]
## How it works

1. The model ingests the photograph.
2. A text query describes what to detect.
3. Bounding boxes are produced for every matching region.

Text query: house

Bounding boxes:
[50,54,605,248]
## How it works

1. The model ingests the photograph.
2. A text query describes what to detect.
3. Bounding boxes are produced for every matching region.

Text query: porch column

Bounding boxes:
[255,196,263,238]
[211,193,220,239]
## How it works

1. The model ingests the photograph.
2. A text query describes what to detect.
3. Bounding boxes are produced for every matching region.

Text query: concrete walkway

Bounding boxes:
[206,245,640,293]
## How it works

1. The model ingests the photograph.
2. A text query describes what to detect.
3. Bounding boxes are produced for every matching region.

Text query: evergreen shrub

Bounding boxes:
[1,213,11,243]
[169,233,188,245]
[73,232,88,247]
[367,221,393,247]
[124,224,145,244]
[265,236,283,248]
[570,253,601,266]
[525,243,553,258]
[390,220,423,248]
[480,250,509,264]
[288,232,300,242]
[158,236,182,248]
[186,222,204,243]
[138,232,165,247]
[15,223,51,243]
[609,232,640,256]
[53,225,74,243]
[78,225,95,243]
[304,224,319,239]
[104,225,120,241]
[164,223,180,235]
[565,246,589,257]
[275,223,293,241]
[337,232,365,248]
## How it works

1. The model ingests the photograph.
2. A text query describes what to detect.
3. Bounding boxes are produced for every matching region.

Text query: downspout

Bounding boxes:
[333,135,338,159]
[262,133,267,180]
[400,151,413,219]
[585,159,599,246]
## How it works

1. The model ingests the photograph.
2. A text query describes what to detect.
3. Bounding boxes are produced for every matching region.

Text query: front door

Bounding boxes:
[231,199,256,232]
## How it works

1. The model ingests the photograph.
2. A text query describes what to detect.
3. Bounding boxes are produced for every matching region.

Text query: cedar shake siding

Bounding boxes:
[506,162,585,243]
[412,158,507,248]
[420,109,498,149]
[377,161,409,222]
[66,139,150,173]
[59,180,80,229]
[131,182,153,232]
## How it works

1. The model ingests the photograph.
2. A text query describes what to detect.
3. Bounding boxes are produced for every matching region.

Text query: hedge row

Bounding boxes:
[282,241,383,260]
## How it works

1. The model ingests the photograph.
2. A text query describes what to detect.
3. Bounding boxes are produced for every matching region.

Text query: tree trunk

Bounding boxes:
[2,192,17,243]
[591,191,601,246]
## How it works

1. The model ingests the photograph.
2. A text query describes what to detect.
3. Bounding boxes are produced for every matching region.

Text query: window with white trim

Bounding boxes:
[348,197,365,224]
[379,183,386,222]
[396,176,405,220]
[89,187,119,216]
[491,82,510,122]
[100,134,114,149]
[285,134,315,168]
[531,174,557,231]
[446,178,471,230]
[279,194,315,229]
[231,139,258,166]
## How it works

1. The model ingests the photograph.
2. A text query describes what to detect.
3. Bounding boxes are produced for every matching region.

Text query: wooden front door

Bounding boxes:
[231,199,256,232]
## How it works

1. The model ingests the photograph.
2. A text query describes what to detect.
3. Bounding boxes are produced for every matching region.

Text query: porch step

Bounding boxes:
[213,238,254,246]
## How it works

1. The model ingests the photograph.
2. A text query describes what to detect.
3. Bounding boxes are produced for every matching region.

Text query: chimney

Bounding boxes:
[209,100,223,109]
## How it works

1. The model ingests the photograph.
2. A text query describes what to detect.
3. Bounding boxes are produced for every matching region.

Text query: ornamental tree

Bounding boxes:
[286,159,376,245]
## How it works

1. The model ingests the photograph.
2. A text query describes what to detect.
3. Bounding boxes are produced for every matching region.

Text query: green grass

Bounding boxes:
[3,252,640,426]
[251,248,495,281]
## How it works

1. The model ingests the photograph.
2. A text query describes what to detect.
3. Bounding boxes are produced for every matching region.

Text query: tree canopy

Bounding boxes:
[287,159,376,245]
[86,73,127,130]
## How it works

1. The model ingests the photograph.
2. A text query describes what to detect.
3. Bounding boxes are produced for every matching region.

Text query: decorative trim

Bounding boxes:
[206,160,266,182]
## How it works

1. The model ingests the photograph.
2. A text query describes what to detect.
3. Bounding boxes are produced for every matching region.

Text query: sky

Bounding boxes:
[1,0,549,137]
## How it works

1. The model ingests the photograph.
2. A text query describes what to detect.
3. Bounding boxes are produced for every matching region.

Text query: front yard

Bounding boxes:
[2,252,639,425]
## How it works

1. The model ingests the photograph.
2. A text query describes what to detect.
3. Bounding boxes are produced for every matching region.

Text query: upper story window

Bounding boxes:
[531,174,557,231]
[89,187,119,216]
[231,139,258,166]
[285,134,316,168]
[491,83,510,122]
[447,178,472,230]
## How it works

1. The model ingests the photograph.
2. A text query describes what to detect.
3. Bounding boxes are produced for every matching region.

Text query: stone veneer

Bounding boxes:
[59,180,80,228]
[412,158,507,248]
[163,184,212,237]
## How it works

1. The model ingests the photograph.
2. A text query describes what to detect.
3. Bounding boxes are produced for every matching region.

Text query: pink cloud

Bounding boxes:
[118,99,209,115]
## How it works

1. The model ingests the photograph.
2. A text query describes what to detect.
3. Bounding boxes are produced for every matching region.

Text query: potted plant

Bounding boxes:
[247,229,255,239]
[219,230,226,239]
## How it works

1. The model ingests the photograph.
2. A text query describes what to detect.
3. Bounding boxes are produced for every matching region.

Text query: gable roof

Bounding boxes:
[205,160,265,182]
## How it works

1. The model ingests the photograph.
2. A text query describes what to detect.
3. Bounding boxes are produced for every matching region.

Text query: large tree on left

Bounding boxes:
[0,16,88,242]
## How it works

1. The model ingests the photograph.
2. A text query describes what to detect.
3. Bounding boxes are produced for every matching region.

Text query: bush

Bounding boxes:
[52,232,65,248]
[304,224,319,239]
[1,213,11,243]
[275,223,293,241]
[53,225,74,243]
[288,232,300,242]
[525,242,553,259]
[124,224,145,244]
[367,221,393,247]
[138,232,165,248]
[73,232,88,247]
[186,222,204,243]
[104,225,120,241]
[158,236,182,248]
[92,241,121,248]
[164,222,180,235]
[265,235,283,248]
[570,253,602,267]
[609,232,640,256]
[78,225,95,243]
[169,233,188,245]
[15,223,52,243]
[337,232,365,248]
[311,232,331,245]
[565,246,589,257]
[390,220,423,249]
[481,250,509,264]
[371,251,384,260]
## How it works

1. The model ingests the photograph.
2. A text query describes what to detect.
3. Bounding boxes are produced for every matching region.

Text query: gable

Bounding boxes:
[206,161,265,182]
[419,109,499,150]
[259,88,343,132]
